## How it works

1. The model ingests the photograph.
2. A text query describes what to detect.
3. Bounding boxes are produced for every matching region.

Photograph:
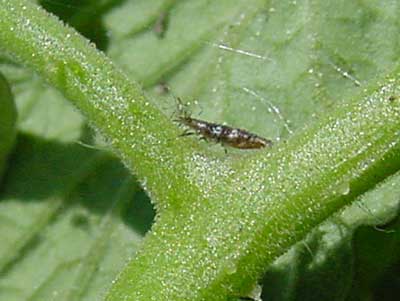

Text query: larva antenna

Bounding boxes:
[165,90,192,123]
[171,96,188,120]
[176,97,186,116]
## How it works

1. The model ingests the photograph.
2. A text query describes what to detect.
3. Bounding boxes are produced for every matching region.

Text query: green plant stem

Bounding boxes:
[1,1,400,301]
[106,79,400,300]
[0,0,201,212]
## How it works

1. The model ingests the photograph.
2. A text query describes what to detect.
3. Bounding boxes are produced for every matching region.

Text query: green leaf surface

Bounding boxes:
[261,171,400,301]
[0,2,154,300]
[0,72,17,182]
[0,133,152,301]
[0,0,399,301]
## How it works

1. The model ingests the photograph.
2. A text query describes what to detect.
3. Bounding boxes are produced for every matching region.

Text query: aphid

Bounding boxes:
[155,81,170,95]
[174,98,273,150]
[153,11,169,39]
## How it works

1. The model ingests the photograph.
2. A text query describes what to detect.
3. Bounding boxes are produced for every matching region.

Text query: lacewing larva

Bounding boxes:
[174,98,273,149]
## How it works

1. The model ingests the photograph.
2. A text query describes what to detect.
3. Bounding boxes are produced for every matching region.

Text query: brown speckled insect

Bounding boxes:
[174,98,273,149]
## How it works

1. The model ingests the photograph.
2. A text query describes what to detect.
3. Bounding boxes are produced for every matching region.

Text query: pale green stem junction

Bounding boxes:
[0,1,400,301]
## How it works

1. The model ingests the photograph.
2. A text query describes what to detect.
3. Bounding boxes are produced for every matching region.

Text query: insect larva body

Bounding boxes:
[177,115,272,149]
